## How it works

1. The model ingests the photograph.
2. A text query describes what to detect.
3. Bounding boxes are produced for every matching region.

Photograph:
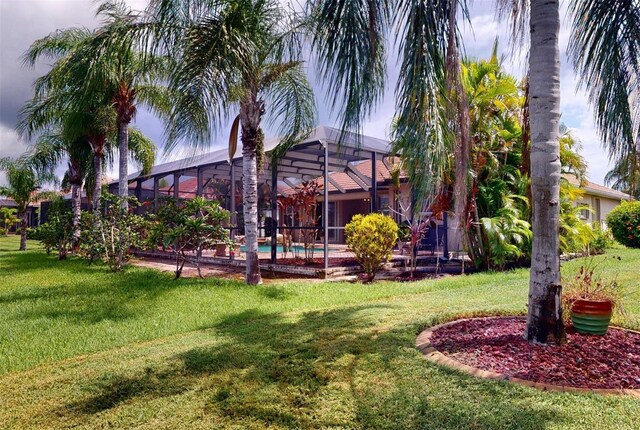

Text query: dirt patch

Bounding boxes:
[429,317,640,389]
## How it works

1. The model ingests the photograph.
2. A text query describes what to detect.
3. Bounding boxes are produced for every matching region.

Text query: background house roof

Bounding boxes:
[564,175,631,200]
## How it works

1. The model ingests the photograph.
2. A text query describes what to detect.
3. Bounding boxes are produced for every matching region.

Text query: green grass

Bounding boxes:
[1,234,639,429]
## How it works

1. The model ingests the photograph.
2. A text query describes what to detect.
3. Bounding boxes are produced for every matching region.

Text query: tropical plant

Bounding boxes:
[27,127,92,247]
[128,0,316,284]
[148,197,231,279]
[569,0,640,199]
[31,196,74,259]
[480,194,532,271]
[0,157,57,250]
[588,225,614,255]
[0,207,18,232]
[278,181,321,262]
[81,194,146,271]
[606,200,640,249]
[558,181,595,255]
[345,213,398,282]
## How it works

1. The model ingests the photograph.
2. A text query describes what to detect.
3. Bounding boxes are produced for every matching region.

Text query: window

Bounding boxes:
[578,204,590,220]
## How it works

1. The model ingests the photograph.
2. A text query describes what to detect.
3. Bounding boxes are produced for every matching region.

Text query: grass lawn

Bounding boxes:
[1,234,639,429]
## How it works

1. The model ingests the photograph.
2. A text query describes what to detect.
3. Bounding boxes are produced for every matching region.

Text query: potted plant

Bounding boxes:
[562,258,624,335]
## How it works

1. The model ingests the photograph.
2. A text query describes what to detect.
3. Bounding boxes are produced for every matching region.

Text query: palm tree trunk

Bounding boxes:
[89,136,105,212]
[19,209,27,251]
[71,182,82,249]
[240,99,264,285]
[445,1,473,262]
[92,153,103,211]
[118,120,129,209]
[524,0,566,344]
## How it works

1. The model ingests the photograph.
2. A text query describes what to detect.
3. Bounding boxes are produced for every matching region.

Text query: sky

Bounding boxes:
[0,0,614,187]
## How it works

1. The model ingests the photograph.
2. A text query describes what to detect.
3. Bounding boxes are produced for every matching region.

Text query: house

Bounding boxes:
[0,198,39,229]
[108,125,631,268]
[564,176,631,228]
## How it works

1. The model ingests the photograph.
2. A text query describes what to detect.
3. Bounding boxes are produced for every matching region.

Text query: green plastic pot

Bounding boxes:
[570,299,613,335]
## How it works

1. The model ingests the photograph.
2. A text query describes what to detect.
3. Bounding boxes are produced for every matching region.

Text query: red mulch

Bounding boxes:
[430,317,640,389]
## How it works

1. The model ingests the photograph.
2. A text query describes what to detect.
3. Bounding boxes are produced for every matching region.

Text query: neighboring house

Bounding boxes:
[565,176,631,229]
[0,198,39,229]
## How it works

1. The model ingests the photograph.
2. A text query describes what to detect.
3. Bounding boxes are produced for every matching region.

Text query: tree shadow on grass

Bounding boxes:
[59,305,568,429]
[1,252,246,324]
[65,368,190,414]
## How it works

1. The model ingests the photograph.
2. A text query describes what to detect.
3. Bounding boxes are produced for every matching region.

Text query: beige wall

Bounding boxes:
[575,194,624,229]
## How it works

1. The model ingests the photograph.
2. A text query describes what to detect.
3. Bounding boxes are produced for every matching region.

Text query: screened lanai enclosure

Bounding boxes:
[110,126,450,276]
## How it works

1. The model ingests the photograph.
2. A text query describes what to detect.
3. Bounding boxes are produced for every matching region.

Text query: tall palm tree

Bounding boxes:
[133,0,316,284]
[0,157,57,251]
[27,124,155,245]
[605,150,640,199]
[513,0,564,343]
[569,0,640,201]
[21,0,169,209]
[28,128,92,247]
[310,0,568,343]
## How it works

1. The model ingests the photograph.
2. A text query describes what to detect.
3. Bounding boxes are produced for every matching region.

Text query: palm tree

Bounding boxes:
[133,0,316,284]
[569,0,640,203]
[0,157,57,250]
[21,1,168,209]
[309,0,567,343]
[27,124,155,246]
[605,150,640,199]
[28,128,92,247]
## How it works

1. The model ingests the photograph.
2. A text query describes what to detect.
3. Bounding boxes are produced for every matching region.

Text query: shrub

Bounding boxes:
[147,197,231,279]
[606,200,640,248]
[30,197,73,259]
[0,227,7,237]
[587,225,614,255]
[80,194,147,271]
[345,213,398,282]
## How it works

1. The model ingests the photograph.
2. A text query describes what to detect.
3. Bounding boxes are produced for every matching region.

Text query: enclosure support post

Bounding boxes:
[135,180,142,214]
[173,172,180,200]
[323,141,329,272]
[443,211,449,260]
[153,176,159,209]
[230,162,236,241]
[271,164,278,264]
[371,151,378,212]
[196,166,203,197]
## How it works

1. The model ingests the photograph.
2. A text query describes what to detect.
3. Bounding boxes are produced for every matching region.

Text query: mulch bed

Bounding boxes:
[430,317,640,389]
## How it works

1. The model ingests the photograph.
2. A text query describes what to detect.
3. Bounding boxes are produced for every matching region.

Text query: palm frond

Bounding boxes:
[127,127,156,175]
[263,63,317,162]
[569,0,640,160]
[307,0,389,141]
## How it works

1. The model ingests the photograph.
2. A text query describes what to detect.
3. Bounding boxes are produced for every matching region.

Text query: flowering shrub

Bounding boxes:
[345,213,398,282]
[606,201,640,248]
[147,197,231,279]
